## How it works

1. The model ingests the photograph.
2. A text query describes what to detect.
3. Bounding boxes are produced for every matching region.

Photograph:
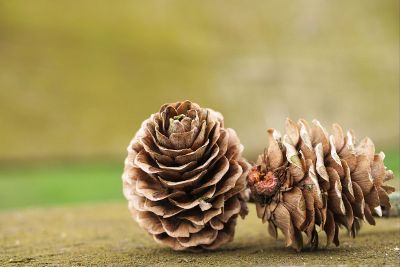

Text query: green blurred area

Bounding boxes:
[0,151,398,211]
[0,1,398,210]
[0,162,123,210]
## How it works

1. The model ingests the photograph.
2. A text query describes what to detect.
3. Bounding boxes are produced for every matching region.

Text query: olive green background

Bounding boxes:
[0,0,398,210]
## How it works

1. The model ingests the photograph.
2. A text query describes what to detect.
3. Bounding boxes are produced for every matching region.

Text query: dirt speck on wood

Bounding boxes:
[1,203,399,266]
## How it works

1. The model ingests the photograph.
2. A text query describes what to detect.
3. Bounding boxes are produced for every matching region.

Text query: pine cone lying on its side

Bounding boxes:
[247,118,395,251]
[123,101,250,250]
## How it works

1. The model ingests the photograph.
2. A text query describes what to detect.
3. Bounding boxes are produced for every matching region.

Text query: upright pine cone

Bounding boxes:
[122,101,250,250]
[247,118,395,251]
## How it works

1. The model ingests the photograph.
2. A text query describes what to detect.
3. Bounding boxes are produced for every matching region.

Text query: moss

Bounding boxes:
[1,203,399,266]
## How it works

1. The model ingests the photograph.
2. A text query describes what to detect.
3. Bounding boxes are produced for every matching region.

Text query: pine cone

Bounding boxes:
[122,101,250,250]
[247,118,395,251]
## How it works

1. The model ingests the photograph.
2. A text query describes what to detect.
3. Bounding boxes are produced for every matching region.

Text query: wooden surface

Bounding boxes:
[1,202,399,266]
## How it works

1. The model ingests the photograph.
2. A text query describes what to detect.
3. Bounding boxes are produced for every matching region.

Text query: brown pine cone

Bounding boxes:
[247,118,395,251]
[122,101,250,250]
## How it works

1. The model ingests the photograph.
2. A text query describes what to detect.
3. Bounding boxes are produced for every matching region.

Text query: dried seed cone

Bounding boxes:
[122,101,250,250]
[248,118,395,251]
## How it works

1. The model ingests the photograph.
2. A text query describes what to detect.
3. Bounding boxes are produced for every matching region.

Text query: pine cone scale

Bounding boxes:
[174,141,209,164]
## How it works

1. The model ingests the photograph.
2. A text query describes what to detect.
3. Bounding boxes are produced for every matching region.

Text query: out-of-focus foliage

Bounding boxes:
[0,0,398,161]
[0,151,398,210]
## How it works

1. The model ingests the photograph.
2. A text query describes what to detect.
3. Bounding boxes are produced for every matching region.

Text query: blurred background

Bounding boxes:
[0,0,398,210]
